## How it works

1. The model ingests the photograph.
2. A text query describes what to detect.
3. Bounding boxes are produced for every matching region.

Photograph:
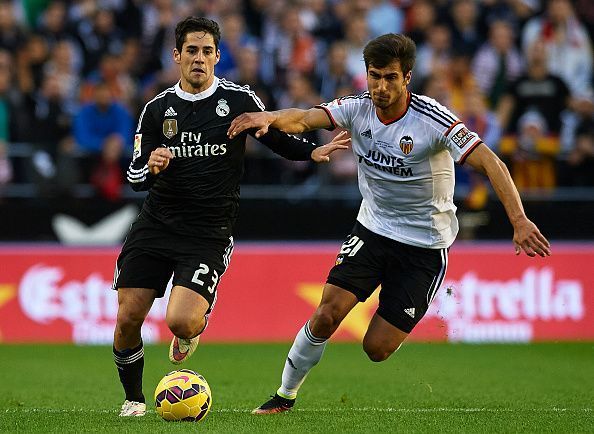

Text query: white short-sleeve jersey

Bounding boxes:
[317,92,483,249]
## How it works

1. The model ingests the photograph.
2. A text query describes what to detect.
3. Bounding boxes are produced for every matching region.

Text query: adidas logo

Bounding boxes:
[404,307,415,318]
[164,107,177,117]
[360,129,372,139]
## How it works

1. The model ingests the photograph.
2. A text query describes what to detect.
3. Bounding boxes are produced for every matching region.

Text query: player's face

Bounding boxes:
[367,60,411,110]
[174,31,220,93]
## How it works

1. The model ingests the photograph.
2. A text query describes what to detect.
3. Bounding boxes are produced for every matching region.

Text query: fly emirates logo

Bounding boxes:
[168,132,227,158]
[426,267,584,342]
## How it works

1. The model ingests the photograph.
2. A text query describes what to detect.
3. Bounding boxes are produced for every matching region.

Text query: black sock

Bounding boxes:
[113,341,145,403]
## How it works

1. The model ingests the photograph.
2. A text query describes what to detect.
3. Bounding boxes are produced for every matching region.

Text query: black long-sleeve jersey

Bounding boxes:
[127,77,318,236]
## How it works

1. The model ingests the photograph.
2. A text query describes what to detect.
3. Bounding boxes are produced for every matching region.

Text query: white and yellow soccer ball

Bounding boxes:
[154,369,212,422]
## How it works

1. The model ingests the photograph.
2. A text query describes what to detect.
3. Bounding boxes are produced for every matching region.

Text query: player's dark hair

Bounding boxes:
[175,16,221,52]
[363,34,416,75]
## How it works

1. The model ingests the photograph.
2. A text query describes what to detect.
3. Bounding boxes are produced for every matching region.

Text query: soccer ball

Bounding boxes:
[154,369,212,422]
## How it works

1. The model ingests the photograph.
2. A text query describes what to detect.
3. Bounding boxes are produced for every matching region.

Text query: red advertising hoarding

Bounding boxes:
[0,243,592,343]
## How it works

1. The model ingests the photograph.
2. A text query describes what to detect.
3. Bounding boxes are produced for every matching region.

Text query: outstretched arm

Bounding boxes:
[228,107,332,138]
[464,144,551,257]
[256,128,350,162]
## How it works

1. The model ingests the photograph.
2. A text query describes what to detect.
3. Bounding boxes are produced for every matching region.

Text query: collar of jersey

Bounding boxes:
[175,77,219,101]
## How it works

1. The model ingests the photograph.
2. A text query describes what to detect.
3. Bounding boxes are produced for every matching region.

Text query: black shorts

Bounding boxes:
[327,221,448,333]
[113,216,234,310]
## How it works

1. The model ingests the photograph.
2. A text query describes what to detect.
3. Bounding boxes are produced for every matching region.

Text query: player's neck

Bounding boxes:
[180,77,215,94]
[375,91,409,124]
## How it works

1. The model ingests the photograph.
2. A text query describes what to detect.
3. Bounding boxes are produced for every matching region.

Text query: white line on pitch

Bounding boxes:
[2,408,592,414]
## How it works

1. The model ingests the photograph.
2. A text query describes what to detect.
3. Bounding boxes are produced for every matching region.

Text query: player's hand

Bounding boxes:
[227,112,276,139]
[311,131,351,163]
[148,147,174,175]
[512,217,551,257]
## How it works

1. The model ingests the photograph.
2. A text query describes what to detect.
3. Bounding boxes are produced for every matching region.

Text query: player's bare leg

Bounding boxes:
[113,287,156,416]
[167,285,210,364]
[362,313,409,362]
[253,284,358,414]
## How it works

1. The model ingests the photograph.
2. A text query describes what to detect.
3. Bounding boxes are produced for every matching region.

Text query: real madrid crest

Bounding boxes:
[216,99,230,117]
[163,119,178,139]
[399,135,414,155]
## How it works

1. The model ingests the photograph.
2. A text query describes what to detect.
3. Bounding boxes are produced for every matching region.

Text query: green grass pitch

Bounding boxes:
[1,342,592,433]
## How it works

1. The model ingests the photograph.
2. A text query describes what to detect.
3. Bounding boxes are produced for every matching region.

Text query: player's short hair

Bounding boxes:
[175,16,221,52]
[363,34,416,75]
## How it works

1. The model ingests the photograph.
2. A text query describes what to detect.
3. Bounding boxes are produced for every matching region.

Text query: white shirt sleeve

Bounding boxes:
[442,121,483,164]
[315,96,363,130]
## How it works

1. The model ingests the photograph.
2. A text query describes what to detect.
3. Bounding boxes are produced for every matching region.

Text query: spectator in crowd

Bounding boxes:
[20,73,72,149]
[305,0,345,45]
[448,0,484,57]
[19,72,79,196]
[366,0,404,39]
[413,23,452,92]
[42,39,81,116]
[90,133,125,202]
[15,33,49,95]
[559,92,594,186]
[75,8,125,76]
[80,52,138,111]
[228,44,282,184]
[458,89,503,209]
[497,39,570,189]
[472,19,524,109]
[522,0,593,97]
[315,40,355,101]
[479,0,538,31]
[263,4,318,89]
[0,0,25,53]
[573,0,594,42]
[36,0,77,51]
[217,12,259,78]
[229,45,276,110]
[135,0,179,79]
[343,14,371,91]
[497,39,570,137]
[505,110,559,190]
[276,71,322,184]
[404,0,437,46]
[446,49,479,116]
[72,80,133,158]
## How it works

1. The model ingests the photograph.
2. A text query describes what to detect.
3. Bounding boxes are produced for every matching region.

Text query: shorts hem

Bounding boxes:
[326,277,368,302]
[115,285,164,298]
[376,308,414,334]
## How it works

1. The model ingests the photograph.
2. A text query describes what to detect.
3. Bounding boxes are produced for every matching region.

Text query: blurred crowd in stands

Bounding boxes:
[0,0,592,207]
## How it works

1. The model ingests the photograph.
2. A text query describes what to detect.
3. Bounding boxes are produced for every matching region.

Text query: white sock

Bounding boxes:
[277,321,327,399]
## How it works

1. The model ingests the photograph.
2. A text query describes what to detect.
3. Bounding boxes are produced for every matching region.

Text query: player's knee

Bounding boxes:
[310,305,342,337]
[167,315,204,339]
[363,342,401,363]
[116,307,146,334]
[364,347,392,362]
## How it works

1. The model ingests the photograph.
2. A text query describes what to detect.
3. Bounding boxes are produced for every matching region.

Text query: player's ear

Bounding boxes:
[173,48,181,64]
[215,49,220,65]
[405,71,412,85]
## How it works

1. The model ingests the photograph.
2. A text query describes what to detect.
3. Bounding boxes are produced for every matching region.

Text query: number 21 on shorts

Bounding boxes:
[339,235,364,257]
[191,263,219,293]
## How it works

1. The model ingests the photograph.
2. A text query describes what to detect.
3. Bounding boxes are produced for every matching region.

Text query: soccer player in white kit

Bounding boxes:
[227,33,551,414]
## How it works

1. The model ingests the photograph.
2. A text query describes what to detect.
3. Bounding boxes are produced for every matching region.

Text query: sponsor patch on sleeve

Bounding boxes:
[133,134,142,160]
[449,124,475,149]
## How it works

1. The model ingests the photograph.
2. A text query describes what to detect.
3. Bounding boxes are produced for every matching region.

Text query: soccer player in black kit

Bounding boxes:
[111,16,350,416]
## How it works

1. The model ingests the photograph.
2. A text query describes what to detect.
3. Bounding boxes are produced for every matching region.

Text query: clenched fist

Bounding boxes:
[148,147,174,175]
